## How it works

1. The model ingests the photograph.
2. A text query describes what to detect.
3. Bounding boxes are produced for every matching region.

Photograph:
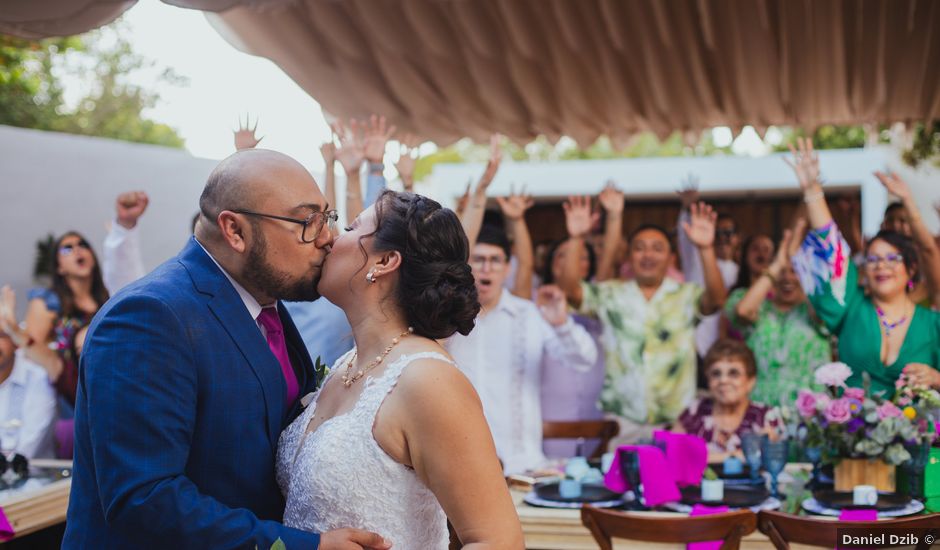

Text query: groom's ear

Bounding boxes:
[216,210,248,253]
[376,250,403,274]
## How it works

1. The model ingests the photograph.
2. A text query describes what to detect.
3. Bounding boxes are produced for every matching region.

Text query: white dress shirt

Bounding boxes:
[0,351,57,459]
[102,221,147,294]
[677,210,739,357]
[446,289,598,474]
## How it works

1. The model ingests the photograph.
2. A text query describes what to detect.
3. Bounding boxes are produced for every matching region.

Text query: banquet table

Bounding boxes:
[0,459,71,541]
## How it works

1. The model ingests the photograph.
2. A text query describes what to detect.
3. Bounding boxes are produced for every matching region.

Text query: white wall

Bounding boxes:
[0,125,220,317]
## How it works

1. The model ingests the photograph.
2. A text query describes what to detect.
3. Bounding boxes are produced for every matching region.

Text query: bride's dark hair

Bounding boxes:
[365,190,479,339]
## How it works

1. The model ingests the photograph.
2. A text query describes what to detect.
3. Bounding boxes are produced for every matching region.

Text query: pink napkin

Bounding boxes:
[654,431,709,487]
[687,504,728,550]
[838,508,877,521]
[603,445,680,506]
[0,506,14,541]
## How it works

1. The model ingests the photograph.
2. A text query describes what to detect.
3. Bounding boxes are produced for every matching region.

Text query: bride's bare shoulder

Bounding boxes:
[394,350,481,408]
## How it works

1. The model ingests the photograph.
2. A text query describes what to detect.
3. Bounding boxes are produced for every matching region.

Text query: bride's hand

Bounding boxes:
[320,528,392,549]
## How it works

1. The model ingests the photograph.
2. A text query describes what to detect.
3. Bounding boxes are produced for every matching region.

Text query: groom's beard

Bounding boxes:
[243,225,321,302]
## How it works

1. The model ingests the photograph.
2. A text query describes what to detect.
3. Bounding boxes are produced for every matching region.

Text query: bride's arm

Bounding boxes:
[388,359,524,549]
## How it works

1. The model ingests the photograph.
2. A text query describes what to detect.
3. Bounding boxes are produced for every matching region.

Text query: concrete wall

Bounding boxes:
[0,125,220,317]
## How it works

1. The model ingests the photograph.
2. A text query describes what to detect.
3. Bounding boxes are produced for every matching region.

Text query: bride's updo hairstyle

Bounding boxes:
[368,190,479,339]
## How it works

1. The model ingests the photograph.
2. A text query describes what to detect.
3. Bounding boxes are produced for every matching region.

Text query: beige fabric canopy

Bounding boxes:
[3,0,939,146]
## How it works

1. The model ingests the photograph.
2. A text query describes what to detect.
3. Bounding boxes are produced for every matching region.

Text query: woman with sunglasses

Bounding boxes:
[24,232,109,406]
[787,138,940,397]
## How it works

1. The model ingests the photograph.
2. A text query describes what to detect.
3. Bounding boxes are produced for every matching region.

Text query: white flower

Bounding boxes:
[814,362,853,388]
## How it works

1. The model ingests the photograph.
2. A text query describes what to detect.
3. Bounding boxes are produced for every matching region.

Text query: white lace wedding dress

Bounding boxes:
[276,350,451,549]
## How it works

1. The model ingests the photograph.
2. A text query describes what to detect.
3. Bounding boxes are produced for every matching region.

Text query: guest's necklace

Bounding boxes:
[875,305,908,336]
[342,327,414,388]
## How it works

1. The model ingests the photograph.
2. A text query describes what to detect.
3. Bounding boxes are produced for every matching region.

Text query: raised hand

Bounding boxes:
[536,285,568,327]
[115,191,149,230]
[320,142,336,165]
[495,184,534,221]
[783,136,821,191]
[682,201,718,249]
[676,173,700,210]
[395,133,420,188]
[597,181,624,214]
[768,229,793,274]
[331,119,365,174]
[233,114,263,150]
[563,196,599,239]
[874,171,913,203]
[362,114,396,164]
[0,285,27,347]
[477,134,503,193]
[455,180,472,216]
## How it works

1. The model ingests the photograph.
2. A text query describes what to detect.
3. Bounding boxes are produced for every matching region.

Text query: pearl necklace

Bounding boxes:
[342,327,414,388]
[876,306,908,336]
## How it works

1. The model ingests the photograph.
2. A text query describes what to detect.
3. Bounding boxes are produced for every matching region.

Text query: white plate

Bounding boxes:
[522,490,633,509]
[801,497,925,518]
[660,496,781,514]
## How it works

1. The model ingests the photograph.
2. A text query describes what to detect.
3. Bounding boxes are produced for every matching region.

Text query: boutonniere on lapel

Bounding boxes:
[313,355,330,387]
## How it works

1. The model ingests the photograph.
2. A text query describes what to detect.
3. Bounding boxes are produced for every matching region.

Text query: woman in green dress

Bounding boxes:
[786,138,940,397]
[725,218,832,406]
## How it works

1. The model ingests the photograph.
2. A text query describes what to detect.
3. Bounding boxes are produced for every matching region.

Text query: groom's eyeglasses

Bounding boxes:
[232,209,338,243]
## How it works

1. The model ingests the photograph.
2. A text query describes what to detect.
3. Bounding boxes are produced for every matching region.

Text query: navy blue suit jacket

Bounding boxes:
[63,238,320,549]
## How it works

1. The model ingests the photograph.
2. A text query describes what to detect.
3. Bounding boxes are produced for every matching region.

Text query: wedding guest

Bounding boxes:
[674,339,778,462]
[496,187,536,299]
[539,238,605,458]
[557,186,727,442]
[730,233,775,292]
[458,134,502,250]
[24,232,109,406]
[446,225,598,474]
[725,219,832,406]
[788,138,940,396]
[102,190,149,294]
[0,292,57,459]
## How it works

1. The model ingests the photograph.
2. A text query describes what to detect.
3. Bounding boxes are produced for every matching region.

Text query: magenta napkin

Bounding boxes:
[687,504,728,550]
[838,508,877,521]
[0,506,14,541]
[654,430,709,487]
[603,445,680,506]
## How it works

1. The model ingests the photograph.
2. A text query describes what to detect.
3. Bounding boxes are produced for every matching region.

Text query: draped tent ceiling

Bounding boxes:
[3,0,940,146]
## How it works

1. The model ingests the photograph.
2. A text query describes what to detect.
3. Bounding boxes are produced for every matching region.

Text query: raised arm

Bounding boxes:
[320,142,337,210]
[676,175,703,284]
[874,171,940,308]
[785,137,833,231]
[362,115,395,208]
[333,119,366,221]
[682,202,726,315]
[536,285,598,370]
[395,134,420,192]
[103,191,148,294]
[557,196,599,309]
[233,114,263,151]
[496,185,535,299]
[461,134,502,250]
[595,182,624,282]
[732,223,800,323]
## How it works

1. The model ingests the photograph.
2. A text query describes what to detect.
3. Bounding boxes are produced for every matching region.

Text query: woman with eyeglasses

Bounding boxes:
[24,232,109,406]
[787,138,940,396]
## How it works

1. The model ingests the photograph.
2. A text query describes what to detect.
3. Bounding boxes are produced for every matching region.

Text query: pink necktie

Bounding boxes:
[257,307,299,408]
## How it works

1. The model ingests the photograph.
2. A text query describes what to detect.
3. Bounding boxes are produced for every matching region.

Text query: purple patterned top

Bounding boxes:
[677,397,778,455]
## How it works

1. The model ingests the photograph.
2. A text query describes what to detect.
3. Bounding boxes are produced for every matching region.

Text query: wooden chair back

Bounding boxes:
[541,420,619,459]
[757,510,940,550]
[581,505,757,550]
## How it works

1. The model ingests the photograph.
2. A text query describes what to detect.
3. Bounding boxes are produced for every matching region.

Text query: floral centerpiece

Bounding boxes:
[795,362,938,466]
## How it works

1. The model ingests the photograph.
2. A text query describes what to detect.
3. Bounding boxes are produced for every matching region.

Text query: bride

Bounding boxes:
[276,190,523,549]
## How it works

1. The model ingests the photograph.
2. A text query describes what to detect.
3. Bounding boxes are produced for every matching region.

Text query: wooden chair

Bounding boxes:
[757,510,940,550]
[581,505,757,550]
[541,420,619,459]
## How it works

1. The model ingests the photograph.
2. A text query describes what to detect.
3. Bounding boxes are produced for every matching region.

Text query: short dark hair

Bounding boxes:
[541,239,597,284]
[865,230,919,281]
[476,225,512,260]
[884,202,906,217]
[704,339,757,378]
[627,223,673,252]
[369,190,480,339]
[716,213,736,230]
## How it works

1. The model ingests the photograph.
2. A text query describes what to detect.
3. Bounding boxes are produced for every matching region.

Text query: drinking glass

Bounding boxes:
[762,439,789,499]
[804,446,822,489]
[741,432,766,483]
[902,442,930,500]
[0,420,21,483]
[619,449,646,510]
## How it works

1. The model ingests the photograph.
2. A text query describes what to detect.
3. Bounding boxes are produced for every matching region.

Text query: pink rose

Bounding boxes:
[814,362,853,388]
[843,387,865,400]
[796,390,819,418]
[824,398,852,424]
[877,401,902,420]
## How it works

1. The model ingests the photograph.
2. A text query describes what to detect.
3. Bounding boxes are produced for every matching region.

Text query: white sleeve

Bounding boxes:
[18,366,58,459]
[103,221,146,294]
[542,316,598,372]
[677,210,705,285]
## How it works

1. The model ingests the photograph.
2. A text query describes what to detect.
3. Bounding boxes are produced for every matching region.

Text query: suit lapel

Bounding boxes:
[279,303,315,423]
[179,238,284,451]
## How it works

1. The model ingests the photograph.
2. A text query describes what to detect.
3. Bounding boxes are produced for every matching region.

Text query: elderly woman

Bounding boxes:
[724,220,832,407]
[786,138,940,397]
[674,339,778,462]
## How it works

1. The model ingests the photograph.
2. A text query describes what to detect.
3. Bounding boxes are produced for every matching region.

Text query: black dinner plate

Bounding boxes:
[708,462,753,480]
[679,485,770,508]
[534,481,622,504]
[812,490,910,512]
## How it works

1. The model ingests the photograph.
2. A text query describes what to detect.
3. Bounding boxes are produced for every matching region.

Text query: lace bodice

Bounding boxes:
[276,350,451,549]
